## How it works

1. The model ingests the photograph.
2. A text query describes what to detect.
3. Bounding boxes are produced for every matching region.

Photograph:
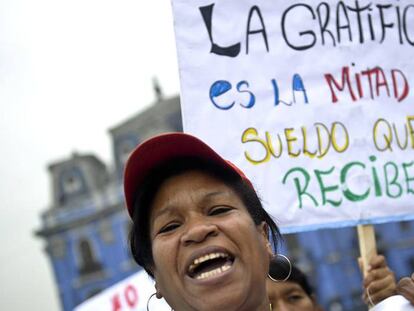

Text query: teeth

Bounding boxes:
[195,264,232,280]
[189,252,228,273]
[195,253,219,265]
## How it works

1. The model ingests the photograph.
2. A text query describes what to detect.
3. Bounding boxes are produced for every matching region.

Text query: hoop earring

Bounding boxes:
[268,254,292,282]
[146,293,174,311]
[147,293,157,311]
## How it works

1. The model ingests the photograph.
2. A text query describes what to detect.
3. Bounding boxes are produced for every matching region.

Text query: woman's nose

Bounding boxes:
[180,218,218,246]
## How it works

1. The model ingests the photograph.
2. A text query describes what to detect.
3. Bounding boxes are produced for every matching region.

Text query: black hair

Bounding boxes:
[129,156,282,277]
[269,259,314,297]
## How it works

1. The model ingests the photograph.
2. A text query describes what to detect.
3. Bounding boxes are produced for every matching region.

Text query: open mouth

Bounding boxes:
[187,252,235,280]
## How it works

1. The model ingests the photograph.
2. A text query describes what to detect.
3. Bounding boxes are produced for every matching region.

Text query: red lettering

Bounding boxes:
[326,65,410,103]
[324,66,357,103]
[392,69,410,102]
[355,72,363,98]
[361,67,376,99]
[111,294,122,311]
[124,284,138,307]
[375,67,390,97]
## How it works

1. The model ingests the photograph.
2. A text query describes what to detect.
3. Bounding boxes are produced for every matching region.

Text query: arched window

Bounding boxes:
[58,167,87,205]
[78,238,102,275]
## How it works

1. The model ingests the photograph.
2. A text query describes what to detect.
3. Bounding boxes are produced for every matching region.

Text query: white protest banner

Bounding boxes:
[171,0,414,232]
[73,270,170,311]
[371,295,414,311]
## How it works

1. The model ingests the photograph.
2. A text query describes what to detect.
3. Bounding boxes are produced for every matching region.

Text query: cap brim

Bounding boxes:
[123,133,243,218]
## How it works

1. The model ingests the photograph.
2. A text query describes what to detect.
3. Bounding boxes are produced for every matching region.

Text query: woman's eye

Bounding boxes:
[209,206,232,216]
[288,294,304,302]
[158,223,180,234]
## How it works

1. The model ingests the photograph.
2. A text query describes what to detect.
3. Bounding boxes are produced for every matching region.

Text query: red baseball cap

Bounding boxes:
[123,132,253,218]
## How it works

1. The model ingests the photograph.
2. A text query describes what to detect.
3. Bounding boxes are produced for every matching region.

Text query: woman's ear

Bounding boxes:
[258,222,269,238]
[258,222,273,257]
[152,268,164,299]
[266,240,273,257]
[154,282,163,299]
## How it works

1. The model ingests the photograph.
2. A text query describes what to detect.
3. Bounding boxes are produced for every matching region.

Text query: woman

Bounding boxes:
[124,132,282,311]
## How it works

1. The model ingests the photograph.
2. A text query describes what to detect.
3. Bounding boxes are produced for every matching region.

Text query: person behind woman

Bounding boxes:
[266,254,396,310]
[267,259,323,311]
[360,254,396,306]
[124,133,282,311]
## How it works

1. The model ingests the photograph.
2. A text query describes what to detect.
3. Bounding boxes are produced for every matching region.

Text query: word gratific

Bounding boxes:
[199,1,414,56]
[283,156,414,208]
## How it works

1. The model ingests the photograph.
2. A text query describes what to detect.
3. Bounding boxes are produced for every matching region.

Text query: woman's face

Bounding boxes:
[267,279,317,311]
[149,170,272,311]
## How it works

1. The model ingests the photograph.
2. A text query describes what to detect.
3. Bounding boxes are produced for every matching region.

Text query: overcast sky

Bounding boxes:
[0,0,179,309]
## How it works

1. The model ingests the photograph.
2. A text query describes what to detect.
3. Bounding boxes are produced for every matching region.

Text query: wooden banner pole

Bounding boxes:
[357,224,378,277]
[357,224,378,309]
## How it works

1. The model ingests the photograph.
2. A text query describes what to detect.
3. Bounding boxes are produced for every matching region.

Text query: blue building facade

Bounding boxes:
[36,93,414,311]
[36,95,182,311]
[36,154,138,311]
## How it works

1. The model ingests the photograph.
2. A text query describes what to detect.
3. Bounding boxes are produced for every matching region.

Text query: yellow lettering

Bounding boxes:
[331,122,349,153]
[407,115,414,149]
[241,127,270,165]
[285,128,300,157]
[266,131,283,158]
[373,118,393,151]
[314,122,331,158]
[301,126,317,158]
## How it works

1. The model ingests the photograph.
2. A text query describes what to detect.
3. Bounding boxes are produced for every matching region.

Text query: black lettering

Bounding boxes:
[317,2,336,46]
[282,4,317,51]
[246,6,269,54]
[377,4,394,43]
[347,1,372,44]
[403,5,414,45]
[336,2,352,43]
[199,4,241,57]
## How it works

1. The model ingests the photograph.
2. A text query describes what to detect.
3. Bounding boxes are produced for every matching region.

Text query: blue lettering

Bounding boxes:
[209,80,235,110]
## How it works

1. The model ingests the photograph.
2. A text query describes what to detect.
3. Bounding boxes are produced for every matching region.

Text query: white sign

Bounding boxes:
[74,270,170,311]
[171,0,414,232]
[371,295,414,311]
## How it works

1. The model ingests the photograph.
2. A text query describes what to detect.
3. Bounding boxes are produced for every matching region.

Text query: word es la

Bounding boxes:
[209,74,309,110]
